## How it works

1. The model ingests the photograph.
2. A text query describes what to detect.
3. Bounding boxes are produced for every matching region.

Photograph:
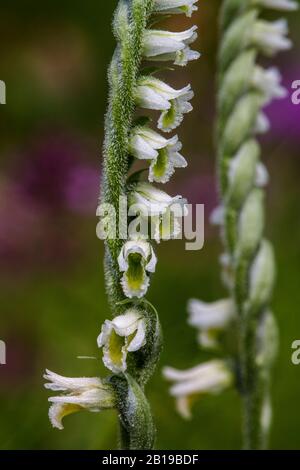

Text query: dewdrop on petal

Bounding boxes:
[97,309,146,373]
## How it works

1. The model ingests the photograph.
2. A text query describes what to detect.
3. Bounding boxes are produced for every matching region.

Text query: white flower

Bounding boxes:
[44,370,115,430]
[255,162,269,187]
[252,19,292,56]
[187,298,235,349]
[252,66,287,104]
[254,0,298,10]
[97,309,146,373]
[135,76,194,132]
[154,0,199,17]
[163,360,233,419]
[129,182,187,242]
[118,239,157,298]
[254,112,271,134]
[129,126,187,183]
[209,205,224,226]
[143,26,200,66]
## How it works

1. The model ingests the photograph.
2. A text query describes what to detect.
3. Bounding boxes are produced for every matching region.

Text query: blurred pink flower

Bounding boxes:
[65,164,99,215]
[265,64,300,142]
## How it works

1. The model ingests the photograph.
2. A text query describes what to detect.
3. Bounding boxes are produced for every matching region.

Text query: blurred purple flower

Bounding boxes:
[18,133,100,214]
[65,164,99,215]
[265,64,300,142]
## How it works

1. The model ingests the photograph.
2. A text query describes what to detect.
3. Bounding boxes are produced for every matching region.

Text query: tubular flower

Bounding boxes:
[97,309,146,374]
[129,127,187,183]
[252,66,287,104]
[44,370,115,430]
[129,182,187,242]
[163,360,233,419]
[135,76,194,132]
[187,299,235,349]
[252,19,292,55]
[143,26,200,66]
[118,239,157,299]
[153,0,199,17]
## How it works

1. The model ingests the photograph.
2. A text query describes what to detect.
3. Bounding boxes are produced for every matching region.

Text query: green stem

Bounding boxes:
[101,0,157,449]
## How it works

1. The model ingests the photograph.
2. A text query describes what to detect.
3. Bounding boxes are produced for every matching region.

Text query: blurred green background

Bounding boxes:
[0,0,300,450]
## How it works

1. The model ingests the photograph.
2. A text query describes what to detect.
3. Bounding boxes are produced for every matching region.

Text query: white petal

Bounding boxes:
[44,370,102,392]
[187,298,234,329]
[127,318,147,352]
[112,310,141,337]
[97,320,113,348]
[255,162,269,187]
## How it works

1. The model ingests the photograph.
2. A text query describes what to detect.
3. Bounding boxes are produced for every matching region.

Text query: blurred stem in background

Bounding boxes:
[215,0,297,449]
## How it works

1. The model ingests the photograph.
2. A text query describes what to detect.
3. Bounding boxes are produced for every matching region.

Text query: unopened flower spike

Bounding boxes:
[44,370,115,430]
[163,360,233,419]
[135,76,194,132]
[97,309,146,373]
[129,126,187,183]
[209,0,296,450]
[143,26,200,66]
[154,0,199,17]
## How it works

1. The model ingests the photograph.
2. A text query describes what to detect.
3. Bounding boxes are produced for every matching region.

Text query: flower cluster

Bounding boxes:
[101,1,199,308]
[44,1,199,436]
[97,0,199,376]
[163,0,295,435]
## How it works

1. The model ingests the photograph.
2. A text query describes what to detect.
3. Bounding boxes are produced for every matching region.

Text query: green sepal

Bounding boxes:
[226,139,260,209]
[220,0,252,33]
[126,303,163,386]
[126,169,148,186]
[141,65,175,76]
[148,14,172,27]
[221,91,262,157]
[219,10,258,74]
[109,373,156,450]
[132,116,152,128]
[218,50,257,130]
